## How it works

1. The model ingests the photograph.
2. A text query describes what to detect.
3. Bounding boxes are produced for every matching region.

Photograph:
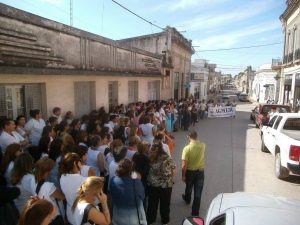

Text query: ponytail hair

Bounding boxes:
[60,152,81,174]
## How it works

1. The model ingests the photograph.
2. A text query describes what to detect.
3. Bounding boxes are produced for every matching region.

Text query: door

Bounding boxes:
[148,81,160,101]
[128,81,138,103]
[0,85,25,120]
[108,81,118,112]
[74,81,96,117]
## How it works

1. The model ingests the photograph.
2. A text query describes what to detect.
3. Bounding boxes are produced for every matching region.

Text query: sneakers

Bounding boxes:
[182,194,190,205]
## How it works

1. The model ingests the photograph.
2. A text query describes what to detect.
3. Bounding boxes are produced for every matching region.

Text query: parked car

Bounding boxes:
[238,93,248,102]
[182,192,300,225]
[261,113,300,179]
[251,104,291,128]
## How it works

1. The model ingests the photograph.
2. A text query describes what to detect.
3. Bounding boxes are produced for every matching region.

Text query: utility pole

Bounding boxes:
[70,0,73,26]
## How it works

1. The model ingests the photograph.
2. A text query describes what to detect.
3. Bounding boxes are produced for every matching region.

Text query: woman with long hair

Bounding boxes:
[33,157,65,225]
[11,152,35,212]
[18,198,56,225]
[147,142,175,225]
[15,115,28,141]
[55,121,75,148]
[0,143,22,185]
[48,139,63,187]
[60,152,86,225]
[109,158,146,225]
[72,176,110,225]
[73,145,95,177]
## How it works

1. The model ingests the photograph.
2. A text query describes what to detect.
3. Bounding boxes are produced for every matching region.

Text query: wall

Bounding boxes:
[0,74,159,118]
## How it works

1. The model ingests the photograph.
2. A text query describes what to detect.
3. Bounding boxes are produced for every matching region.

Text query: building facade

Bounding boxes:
[190,59,208,100]
[252,64,278,103]
[117,26,194,100]
[0,4,163,119]
[280,0,300,111]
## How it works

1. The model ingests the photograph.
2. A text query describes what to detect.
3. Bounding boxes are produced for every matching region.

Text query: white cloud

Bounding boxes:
[193,21,281,49]
[177,0,273,31]
[149,0,228,13]
[40,0,62,6]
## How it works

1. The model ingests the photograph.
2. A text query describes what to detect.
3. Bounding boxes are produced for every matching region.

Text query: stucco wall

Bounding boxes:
[0,74,160,118]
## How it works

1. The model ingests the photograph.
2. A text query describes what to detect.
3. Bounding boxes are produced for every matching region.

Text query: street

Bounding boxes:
[167,102,300,225]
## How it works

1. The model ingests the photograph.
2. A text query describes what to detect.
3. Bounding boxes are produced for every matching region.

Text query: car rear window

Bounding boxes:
[261,105,291,114]
[283,118,300,131]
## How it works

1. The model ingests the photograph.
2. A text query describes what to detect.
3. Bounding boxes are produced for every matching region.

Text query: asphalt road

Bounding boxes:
[161,102,300,225]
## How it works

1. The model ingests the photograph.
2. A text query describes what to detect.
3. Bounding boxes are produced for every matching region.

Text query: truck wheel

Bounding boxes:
[261,137,269,153]
[275,152,289,179]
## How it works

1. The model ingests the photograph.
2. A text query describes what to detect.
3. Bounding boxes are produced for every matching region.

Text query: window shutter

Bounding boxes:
[0,86,7,118]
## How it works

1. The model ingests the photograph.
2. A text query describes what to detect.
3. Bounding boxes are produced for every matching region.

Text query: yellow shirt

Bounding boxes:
[182,140,205,170]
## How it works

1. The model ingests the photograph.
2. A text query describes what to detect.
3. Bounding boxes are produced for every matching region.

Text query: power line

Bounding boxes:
[194,42,282,52]
[111,0,164,30]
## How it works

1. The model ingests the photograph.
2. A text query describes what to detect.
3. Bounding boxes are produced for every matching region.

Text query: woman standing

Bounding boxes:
[33,157,65,225]
[60,153,86,225]
[0,143,22,185]
[139,115,155,145]
[147,143,175,225]
[15,115,28,141]
[25,109,45,146]
[11,152,35,212]
[72,176,111,225]
[110,158,147,225]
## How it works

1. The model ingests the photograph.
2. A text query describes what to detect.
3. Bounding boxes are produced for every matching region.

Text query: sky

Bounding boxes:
[0,0,287,75]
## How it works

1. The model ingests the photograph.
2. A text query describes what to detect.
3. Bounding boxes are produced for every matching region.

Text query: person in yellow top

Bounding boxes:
[181,130,205,216]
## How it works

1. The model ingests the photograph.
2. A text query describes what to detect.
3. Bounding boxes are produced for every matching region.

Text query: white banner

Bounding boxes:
[208,106,236,118]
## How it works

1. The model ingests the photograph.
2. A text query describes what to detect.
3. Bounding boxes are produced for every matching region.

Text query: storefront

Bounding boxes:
[294,73,300,112]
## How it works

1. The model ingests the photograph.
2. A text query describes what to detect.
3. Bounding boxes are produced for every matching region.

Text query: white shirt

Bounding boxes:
[25,118,45,146]
[139,123,154,144]
[80,165,91,177]
[106,152,114,169]
[4,161,14,186]
[86,148,102,176]
[162,143,171,157]
[74,202,96,225]
[0,131,24,154]
[108,160,118,183]
[14,174,35,212]
[126,149,136,159]
[60,173,86,225]
[32,181,60,219]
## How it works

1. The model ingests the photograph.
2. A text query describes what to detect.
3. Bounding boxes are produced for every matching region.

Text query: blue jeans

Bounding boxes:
[184,170,204,215]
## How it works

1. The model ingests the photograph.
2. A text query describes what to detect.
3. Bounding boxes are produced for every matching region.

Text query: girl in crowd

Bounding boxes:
[76,130,89,147]
[48,139,63,187]
[33,157,65,225]
[147,142,175,225]
[18,198,56,225]
[42,125,56,141]
[139,115,156,145]
[0,143,22,185]
[72,176,111,225]
[11,152,35,212]
[38,136,51,158]
[132,141,150,190]
[69,119,81,142]
[109,158,146,225]
[63,111,74,125]
[60,152,86,225]
[73,145,95,177]
[86,135,106,177]
[56,121,75,148]
[25,109,46,146]
[15,115,28,141]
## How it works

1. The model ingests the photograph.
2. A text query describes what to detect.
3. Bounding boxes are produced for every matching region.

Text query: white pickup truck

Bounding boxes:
[261,113,300,179]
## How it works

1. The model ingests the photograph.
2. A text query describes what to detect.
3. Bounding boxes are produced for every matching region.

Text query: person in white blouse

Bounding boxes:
[25,109,45,146]
[139,115,156,145]
[0,119,28,154]
[11,152,35,213]
[60,153,86,225]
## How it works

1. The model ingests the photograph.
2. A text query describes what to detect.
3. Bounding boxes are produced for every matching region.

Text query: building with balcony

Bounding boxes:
[117,27,194,100]
[0,4,163,119]
[280,0,300,111]
[190,59,208,100]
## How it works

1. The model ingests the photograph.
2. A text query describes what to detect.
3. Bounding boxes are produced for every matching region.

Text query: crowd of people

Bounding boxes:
[0,98,209,225]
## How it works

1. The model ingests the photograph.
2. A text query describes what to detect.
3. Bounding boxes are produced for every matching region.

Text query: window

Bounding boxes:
[293,27,297,60]
[209,214,226,225]
[283,118,300,130]
[74,81,96,117]
[273,116,283,130]
[269,115,278,127]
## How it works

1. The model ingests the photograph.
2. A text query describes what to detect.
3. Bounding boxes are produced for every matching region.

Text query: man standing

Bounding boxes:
[181,130,205,216]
